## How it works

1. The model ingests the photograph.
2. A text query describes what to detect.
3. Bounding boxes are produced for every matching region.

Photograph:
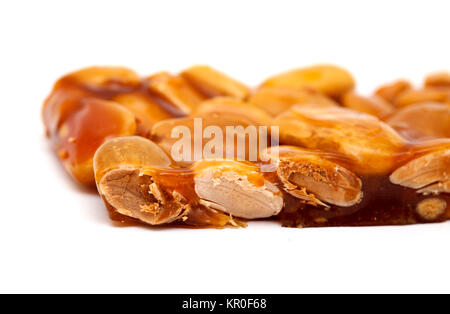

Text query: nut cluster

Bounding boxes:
[43,65,450,228]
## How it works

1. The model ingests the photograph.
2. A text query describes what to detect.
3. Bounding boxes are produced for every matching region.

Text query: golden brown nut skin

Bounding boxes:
[425,72,450,89]
[394,88,450,108]
[181,65,250,99]
[192,159,283,219]
[374,80,412,104]
[387,102,450,141]
[341,92,395,119]
[94,136,240,227]
[43,66,222,186]
[273,104,406,175]
[249,87,338,116]
[151,98,274,166]
[261,146,362,208]
[260,64,355,99]
[50,98,137,186]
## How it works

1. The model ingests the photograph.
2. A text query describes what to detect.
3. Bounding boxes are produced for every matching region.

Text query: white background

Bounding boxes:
[0,0,449,293]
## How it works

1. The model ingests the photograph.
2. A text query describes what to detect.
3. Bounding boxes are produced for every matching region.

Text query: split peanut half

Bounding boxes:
[261,146,363,208]
[192,159,283,219]
[94,136,189,225]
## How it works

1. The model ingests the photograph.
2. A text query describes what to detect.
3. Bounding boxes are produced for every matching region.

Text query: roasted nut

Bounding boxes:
[181,65,249,99]
[147,72,205,115]
[374,80,412,104]
[390,148,450,193]
[260,64,355,98]
[151,101,273,166]
[54,99,137,185]
[341,92,395,119]
[94,136,190,225]
[261,146,362,207]
[273,105,406,175]
[425,72,450,88]
[394,88,450,108]
[56,66,141,90]
[416,198,447,221]
[248,87,338,116]
[386,102,450,140]
[112,92,175,137]
[192,97,272,126]
[193,159,283,219]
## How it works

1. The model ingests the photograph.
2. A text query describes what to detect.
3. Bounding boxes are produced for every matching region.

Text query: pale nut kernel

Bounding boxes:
[341,91,395,119]
[193,159,283,219]
[273,104,406,175]
[260,64,355,98]
[386,102,450,140]
[93,136,189,225]
[181,65,250,99]
[249,87,338,116]
[261,146,362,207]
[416,198,447,221]
[389,148,450,191]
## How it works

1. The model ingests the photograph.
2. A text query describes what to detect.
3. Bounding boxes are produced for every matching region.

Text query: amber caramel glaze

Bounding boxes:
[260,141,450,227]
[43,68,221,185]
[107,140,450,228]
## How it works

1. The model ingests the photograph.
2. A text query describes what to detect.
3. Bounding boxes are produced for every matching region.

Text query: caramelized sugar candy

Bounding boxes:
[43,66,247,185]
[340,91,395,119]
[272,104,450,227]
[94,136,243,228]
[44,65,450,228]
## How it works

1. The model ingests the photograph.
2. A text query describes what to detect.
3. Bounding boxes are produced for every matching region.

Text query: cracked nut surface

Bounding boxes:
[193,159,283,219]
[94,136,191,225]
[261,146,362,207]
[374,80,412,104]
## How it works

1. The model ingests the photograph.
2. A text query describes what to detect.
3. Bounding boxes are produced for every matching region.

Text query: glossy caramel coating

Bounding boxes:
[94,136,244,227]
[249,87,338,116]
[260,64,355,99]
[43,66,242,186]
